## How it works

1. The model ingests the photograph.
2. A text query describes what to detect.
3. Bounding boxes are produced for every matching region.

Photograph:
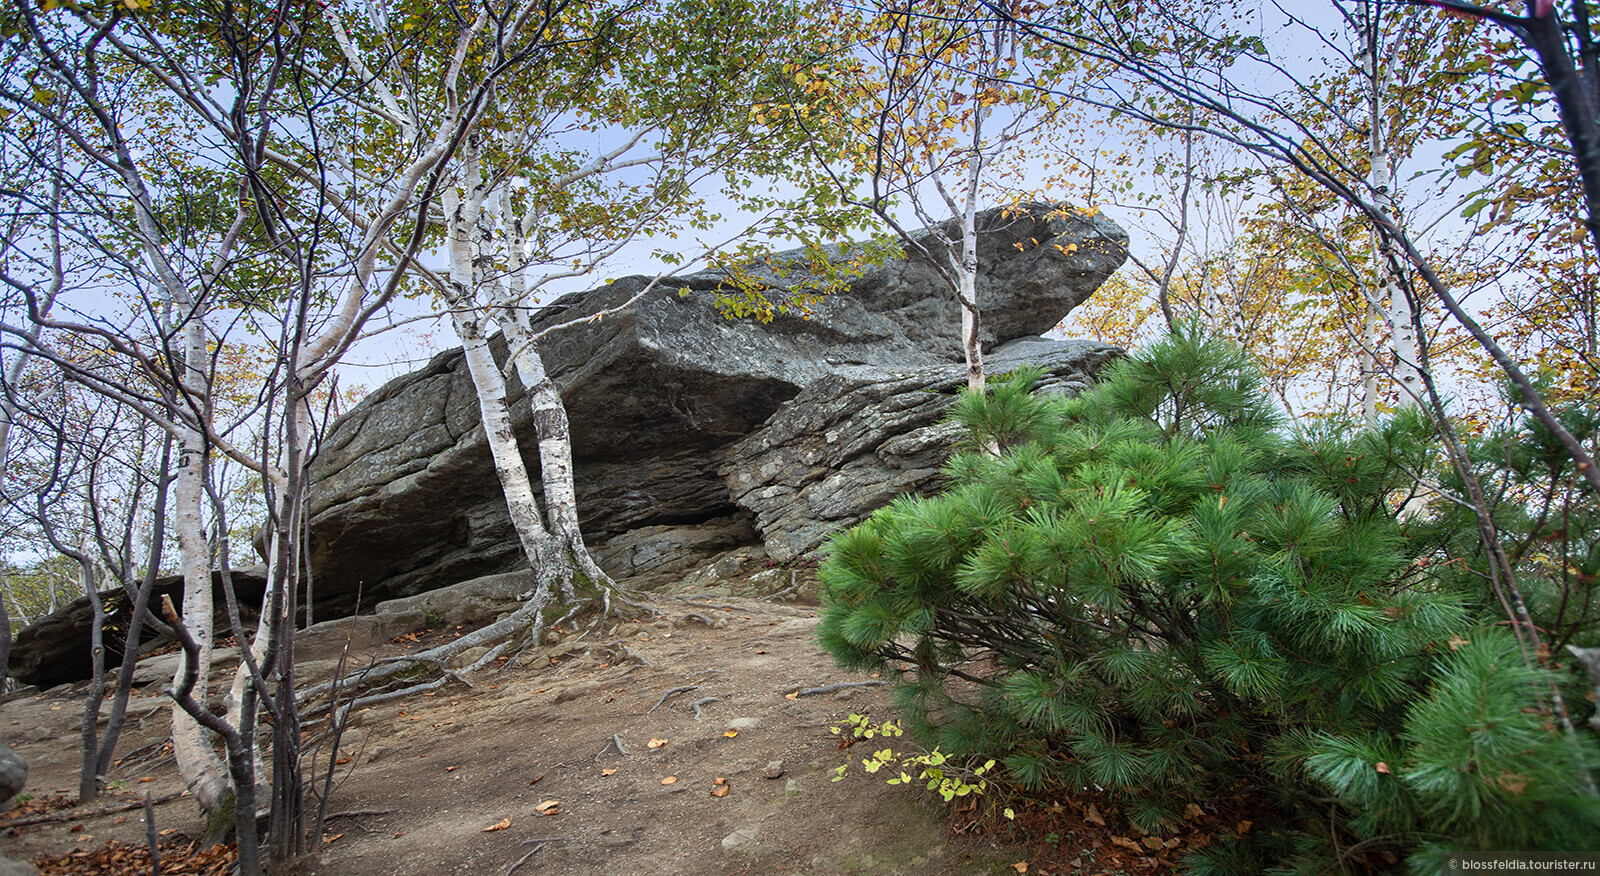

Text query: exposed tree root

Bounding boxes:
[0,791,185,829]
[300,598,584,721]
[794,681,886,697]
[505,837,568,876]
[647,686,697,714]
[689,697,718,721]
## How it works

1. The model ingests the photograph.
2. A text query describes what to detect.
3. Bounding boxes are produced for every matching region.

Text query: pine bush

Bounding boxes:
[817,334,1599,871]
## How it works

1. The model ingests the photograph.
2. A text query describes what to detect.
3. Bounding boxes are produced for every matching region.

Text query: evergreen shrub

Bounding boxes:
[816,334,1598,872]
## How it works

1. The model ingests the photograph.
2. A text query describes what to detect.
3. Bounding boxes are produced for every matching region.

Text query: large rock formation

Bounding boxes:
[305,204,1128,615]
[6,569,268,689]
[723,337,1121,561]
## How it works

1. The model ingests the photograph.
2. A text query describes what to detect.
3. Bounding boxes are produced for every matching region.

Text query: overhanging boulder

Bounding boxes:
[305,205,1129,615]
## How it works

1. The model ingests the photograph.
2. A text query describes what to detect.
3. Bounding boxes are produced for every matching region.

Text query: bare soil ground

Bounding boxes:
[0,570,1036,876]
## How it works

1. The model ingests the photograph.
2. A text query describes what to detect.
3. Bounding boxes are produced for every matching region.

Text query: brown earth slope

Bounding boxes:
[1,574,1031,876]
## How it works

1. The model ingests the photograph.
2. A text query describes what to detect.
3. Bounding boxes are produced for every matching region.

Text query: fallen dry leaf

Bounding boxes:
[1184,803,1205,820]
[482,818,511,832]
[324,832,345,844]
[1110,836,1143,853]
[1375,762,1392,774]
[723,730,738,738]
[648,738,669,749]
[602,767,618,776]
[535,800,559,814]
[139,777,155,783]
[1142,837,1164,851]
[784,692,798,700]
[1012,862,1028,873]
[714,777,727,785]
[661,776,677,785]
[710,785,729,798]
[528,773,546,785]
[1236,819,1254,834]
[445,766,457,772]
[1084,802,1106,827]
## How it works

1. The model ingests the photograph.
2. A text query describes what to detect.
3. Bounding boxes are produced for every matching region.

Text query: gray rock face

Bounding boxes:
[0,740,26,803]
[0,855,39,876]
[305,204,1128,614]
[6,568,267,689]
[723,337,1123,560]
[374,570,538,628]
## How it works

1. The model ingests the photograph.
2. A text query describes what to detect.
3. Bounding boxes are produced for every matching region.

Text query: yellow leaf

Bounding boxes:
[724,729,738,738]
[1012,863,1028,873]
[601,767,618,776]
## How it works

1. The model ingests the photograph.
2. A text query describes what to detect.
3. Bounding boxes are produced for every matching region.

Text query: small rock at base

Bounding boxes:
[784,778,802,796]
[551,680,601,704]
[0,741,26,802]
[762,760,785,779]
[0,852,40,876]
[727,717,762,731]
[721,825,759,853]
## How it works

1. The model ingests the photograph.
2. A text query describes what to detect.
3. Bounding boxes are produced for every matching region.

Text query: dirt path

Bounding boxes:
[1,584,1028,875]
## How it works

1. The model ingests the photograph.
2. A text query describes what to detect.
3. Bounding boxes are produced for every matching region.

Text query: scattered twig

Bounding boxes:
[793,681,886,698]
[690,696,719,721]
[324,809,397,821]
[592,733,628,762]
[0,791,185,829]
[647,685,697,713]
[142,792,159,876]
[676,600,746,612]
[505,845,542,876]
[758,575,799,602]
[506,838,568,876]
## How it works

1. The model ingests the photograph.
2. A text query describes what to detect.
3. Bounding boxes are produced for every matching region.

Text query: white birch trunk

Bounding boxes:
[959,65,989,397]
[1363,20,1421,410]
[495,318,608,596]
[123,187,232,819]
[492,188,610,595]
[168,377,232,817]
[442,176,568,605]
[1361,296,1380,425]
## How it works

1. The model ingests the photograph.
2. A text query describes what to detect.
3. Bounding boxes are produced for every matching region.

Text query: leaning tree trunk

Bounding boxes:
[496,313,615,596]
[168,422,233,830]
[442,179,570,607]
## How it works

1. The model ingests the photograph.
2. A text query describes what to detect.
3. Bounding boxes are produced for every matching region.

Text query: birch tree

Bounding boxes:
[794,0,1072,397]
[0,0,491,861]
[320,0,871,637]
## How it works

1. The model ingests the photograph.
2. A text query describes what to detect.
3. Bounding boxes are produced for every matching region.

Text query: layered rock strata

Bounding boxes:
[302,205,1129,614]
